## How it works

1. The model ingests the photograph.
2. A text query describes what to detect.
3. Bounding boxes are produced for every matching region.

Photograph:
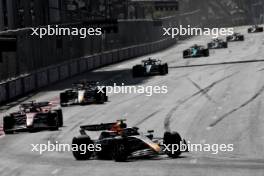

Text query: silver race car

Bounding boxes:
[207,38,228,49]
[60,81,108,106]
[132,58,168,77]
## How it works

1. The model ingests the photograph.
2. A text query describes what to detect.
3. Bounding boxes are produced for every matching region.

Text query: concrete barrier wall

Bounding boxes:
[23,74,35,93]
[0,84,7,103]
[0,37,176,105]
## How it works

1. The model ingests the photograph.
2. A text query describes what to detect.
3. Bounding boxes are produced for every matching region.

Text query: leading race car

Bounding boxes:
[132,58,168,77]
[248,25,263,33]
[72,120,188,162]
[3,101,63,134]
[183,44,209,59]
[60,81,108,106]
[226,33,244,42]
[207,38,228,49]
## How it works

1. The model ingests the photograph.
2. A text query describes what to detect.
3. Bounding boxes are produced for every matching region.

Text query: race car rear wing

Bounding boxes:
[80,123,116,131]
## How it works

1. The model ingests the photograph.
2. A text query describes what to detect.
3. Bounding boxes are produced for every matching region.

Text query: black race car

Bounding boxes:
[3,101,63,134]
[207,38,228,49]
[132,58,168,77]
[248,25,263,33]
[72,120,188,162]
[183,45,209,58]
[226,33,244,42]
[60,81,108,106]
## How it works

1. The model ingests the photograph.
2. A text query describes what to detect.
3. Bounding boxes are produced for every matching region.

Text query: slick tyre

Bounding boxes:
[72,135,94,160]
[96,93,105,104]
[56,109,63,127]
[3,116,14,134]
[60,93,67,107]
[49,116,59,131]
[203,49,209,57]
[183,50,189,58]
[163,131,182,158]
[223,42,228,48]
[160,64,168,75]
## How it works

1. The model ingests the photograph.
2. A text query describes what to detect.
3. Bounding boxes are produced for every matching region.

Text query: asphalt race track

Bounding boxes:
[0,26,264,176]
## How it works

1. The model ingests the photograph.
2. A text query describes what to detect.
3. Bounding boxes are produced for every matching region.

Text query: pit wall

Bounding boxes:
[0,37,175,105]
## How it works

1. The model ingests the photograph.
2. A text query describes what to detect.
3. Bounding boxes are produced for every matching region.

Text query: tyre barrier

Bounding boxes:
[0,38,176,105]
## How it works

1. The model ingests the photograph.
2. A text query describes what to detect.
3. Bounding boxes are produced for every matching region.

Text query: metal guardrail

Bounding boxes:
[0,37,175,105]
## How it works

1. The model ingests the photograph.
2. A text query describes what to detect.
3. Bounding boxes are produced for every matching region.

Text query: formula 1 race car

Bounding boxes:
[72,120,188,162]
[60,81,108,106]
[183,45,209,58]
[248,25,263,33]
[207,38,228,49]
[132,58,168,77]
[3,101,63,134]
[226,33,244,42]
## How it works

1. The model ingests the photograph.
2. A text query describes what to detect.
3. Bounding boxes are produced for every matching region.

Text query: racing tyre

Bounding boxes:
[112,141,128,162]
[3,116,14,134]
[203,49,209,57]
[49,115,59,131]
[163,131,182,158]
[160,64,168,75]
[165,63,169,74]
[103,87,108,102]
[223,42,228,48]
[96,92,105,104]
[239,36,244,41]
[72,135,94,160]
[183,50,189,58]
[60,93,68,107]
[56,109,63,127]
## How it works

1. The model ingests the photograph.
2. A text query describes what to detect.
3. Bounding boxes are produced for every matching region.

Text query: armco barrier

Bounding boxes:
[128,48,133,59]
[101,53,108,66]
[36,70,48,88]
[0,38,176,105]
[7,78,23,99]
[23,74,36,93]
[112,50,119,63]
[69,61,78,77]
[79,58,87,73]
[86,56,95,70]
[48,67,59,83]
[59,64,69,80]
[107,52,113,64]
[119,49,125,61]
[0,83,7,103]
[93,55,101,68]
